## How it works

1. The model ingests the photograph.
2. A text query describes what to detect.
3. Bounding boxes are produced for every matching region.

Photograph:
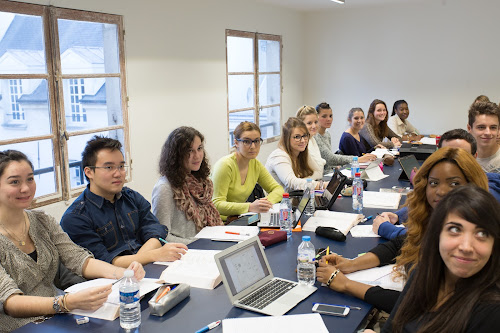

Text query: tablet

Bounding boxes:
[399,154,420,181]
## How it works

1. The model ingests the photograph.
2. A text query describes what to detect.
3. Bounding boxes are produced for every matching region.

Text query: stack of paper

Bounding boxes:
[302,210,363,235]
[195,225,260,242]
[159,249,221,289]
[64,278,161,320]
[363,191,402,209]
[418,137,436,145]
[222,313,328,333]
[345,264,404,291]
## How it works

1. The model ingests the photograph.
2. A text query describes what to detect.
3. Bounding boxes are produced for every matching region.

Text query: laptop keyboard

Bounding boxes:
[269,212,279,226]
[239,279,296,310]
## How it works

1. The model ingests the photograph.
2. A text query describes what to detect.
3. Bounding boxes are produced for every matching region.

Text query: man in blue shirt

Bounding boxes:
[61,136,188,267]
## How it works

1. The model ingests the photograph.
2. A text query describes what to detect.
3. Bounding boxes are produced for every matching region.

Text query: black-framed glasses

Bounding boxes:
[236,138,263,147]
[88,165,128,173]
[292,134,310,142]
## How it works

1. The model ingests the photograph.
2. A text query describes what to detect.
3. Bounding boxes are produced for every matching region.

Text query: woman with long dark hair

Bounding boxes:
[382,185,500,332]
[152,127,223,244]
[360,99,401,150]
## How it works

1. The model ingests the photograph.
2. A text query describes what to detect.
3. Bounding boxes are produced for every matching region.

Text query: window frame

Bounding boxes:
[225,29,282,148]
[0,1,130,207]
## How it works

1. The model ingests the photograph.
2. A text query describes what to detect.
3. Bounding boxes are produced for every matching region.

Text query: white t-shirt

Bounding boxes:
[477,147,500,174]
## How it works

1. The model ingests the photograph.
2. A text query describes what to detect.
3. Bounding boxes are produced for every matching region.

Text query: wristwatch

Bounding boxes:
[53,295,64,313]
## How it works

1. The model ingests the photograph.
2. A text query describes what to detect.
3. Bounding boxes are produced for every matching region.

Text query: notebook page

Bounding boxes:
[222,313,328,333]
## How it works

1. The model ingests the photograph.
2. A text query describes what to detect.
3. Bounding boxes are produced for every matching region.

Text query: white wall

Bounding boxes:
[16,0,304,220]
[303,0,500,150]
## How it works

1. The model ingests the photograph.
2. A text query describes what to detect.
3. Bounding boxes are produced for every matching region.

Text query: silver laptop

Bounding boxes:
[257,188,310,228]
[214,236,317,316]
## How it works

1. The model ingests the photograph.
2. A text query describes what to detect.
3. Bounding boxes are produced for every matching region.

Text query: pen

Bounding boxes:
[225,231,250,236]
[112,276,125,285]
[361,215,373,222]
[325,246,330,264]
[315,248,328,259]
[155,286,171,303]
[195,320,221,333]
[159,237,168,244]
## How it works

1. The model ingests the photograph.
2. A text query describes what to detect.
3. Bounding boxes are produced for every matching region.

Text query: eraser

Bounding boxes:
[76,316,89,325]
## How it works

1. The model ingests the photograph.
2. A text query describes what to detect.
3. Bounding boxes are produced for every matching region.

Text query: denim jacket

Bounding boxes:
[61,186,167,263]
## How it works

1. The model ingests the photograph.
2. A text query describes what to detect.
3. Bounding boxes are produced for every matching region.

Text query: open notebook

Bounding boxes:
[301,210,363,235]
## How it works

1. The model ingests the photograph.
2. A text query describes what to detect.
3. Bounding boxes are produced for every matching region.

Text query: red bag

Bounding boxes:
[258,230,287,247]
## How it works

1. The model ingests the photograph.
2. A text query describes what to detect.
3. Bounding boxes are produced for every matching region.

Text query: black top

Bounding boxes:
[27,249,37,262]
[382,273,500,332]
[363,234,406,313]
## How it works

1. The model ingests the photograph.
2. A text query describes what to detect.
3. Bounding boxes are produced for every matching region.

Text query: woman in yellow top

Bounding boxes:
[211,122,284,221]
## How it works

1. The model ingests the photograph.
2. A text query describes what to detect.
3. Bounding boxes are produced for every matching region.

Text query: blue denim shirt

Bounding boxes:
[61,186,168,263]
[377,206,408,240]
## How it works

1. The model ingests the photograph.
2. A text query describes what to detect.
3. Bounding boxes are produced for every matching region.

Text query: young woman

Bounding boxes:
[387,100,422,140]
[382,185,500,333]
[360,99,401,150]
[266,117,324,191]
[211,122,284,221]
[0,150,144,331]
[152,127,223,244]
[296,106,327,174]
[316,147,488,313]
[339,107,380,158]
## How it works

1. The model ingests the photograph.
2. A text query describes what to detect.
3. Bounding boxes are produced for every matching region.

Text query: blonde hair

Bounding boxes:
[296,105,317,121]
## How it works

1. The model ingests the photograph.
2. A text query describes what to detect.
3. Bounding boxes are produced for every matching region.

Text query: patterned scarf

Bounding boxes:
[172,174,223,231]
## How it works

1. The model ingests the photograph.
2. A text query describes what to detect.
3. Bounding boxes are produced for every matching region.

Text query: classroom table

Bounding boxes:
[15,162,410,333]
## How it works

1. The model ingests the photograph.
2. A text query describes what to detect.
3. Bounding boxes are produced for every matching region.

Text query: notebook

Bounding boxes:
[315,169,347,210]
[257,188,310,228]
[214,236,317,316]
[302,210,364,235]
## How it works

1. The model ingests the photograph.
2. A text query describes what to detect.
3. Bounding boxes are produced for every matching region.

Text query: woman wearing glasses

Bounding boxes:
[212,122,284,221]
[266,117,324,191]
[152,127,223,244]
[0,150,145,331]
[295,106,327,174]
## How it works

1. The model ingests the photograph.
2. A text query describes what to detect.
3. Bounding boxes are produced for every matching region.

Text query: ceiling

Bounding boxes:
[256,0,427,12]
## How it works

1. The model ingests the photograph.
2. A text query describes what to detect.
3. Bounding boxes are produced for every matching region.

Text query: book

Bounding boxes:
[159,249,221,289]
[363,191,402,209]
[64,277,161,320]
[302,210,363,235]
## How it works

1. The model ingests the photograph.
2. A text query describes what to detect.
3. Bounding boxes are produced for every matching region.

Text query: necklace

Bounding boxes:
[0,216,27,246]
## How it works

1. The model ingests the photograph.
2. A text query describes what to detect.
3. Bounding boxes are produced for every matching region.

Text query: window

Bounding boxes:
[0,1,130,206]
[226,30,282,147]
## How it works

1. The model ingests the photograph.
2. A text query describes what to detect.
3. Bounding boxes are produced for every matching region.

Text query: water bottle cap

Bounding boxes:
[283,193,289,198]
[123,269,134,278]
[355,172,361,177]
[302,235,311,241]
[353,156,358,161]
[306,178,312,182]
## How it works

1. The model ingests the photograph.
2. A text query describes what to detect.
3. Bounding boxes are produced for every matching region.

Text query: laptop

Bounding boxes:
[399,154,420,181]
[214,236,317,316]
[399,142,437,161]
[315,169,347,210]
[257,188,310,228]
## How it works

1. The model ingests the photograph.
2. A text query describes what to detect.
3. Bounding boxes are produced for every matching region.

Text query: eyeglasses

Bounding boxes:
[292,134,310,142]
[236,138,263,147]
[88,165,128,173]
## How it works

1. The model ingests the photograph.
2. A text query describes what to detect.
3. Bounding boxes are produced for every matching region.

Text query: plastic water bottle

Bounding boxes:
[297,236,316,285]
[351,156,360,178]
[305,178,315,216]
[352,172,363,214]
[119,269,141,329]
[279,193,293,239]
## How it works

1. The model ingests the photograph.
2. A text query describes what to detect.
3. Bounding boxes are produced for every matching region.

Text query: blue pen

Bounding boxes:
[195,320,221,333]
[361,215,373,223]
[159,237,168,244]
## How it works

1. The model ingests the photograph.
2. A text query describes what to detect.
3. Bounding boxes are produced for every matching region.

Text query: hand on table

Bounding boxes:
[359,154,377,163]
[249,198,273,213]
[154,243,188,262]
[66,284,112,311]
[316,260,350,293]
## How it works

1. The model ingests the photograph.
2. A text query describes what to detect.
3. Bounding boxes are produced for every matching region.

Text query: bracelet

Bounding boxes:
[61,293,70,313]
[326,269,340,288]
[53,295,64,314]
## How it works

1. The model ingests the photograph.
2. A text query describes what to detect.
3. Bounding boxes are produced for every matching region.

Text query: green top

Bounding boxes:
[211,153,284,220]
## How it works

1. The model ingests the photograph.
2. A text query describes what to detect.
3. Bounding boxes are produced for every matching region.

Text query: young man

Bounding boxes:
[467,101,500,173]
[61,136,187,267]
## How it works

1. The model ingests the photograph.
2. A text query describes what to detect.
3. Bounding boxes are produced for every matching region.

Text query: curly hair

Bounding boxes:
[392,185,500,333]
[158,127,210,189]
[366,99,389,139]
[395,147,489,278]
[0,150,34,178]
[279,117,313,178]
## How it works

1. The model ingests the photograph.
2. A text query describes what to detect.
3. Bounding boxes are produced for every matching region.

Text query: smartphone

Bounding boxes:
[312,303,350,317]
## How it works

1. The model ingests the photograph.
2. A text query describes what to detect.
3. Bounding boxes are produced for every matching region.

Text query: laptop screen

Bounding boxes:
[218,240,270,296]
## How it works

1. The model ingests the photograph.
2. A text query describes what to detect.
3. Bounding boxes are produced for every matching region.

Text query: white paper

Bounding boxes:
[345,265,404,291]
[302,210,363,235]
[340,169,352,178]
[372,148,394,158]
[363,191,402,209]
[159,249,221,289]
[419,137,436,145]
[349,225,380,238]
[222,313,328,333]
[194,225,260,242]
[362,164,389,181]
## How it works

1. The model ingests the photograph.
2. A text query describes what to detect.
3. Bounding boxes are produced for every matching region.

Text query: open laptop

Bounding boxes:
[257,188,310,228]
[315,169,347,210]
[214,236,317,316]
[399,154,420,181]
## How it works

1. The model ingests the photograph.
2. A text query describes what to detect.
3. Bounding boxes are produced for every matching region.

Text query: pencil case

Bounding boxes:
[148,283,190,316]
